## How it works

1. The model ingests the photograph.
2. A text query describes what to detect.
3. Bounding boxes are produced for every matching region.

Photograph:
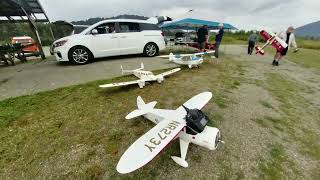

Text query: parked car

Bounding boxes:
[52,19,166,64]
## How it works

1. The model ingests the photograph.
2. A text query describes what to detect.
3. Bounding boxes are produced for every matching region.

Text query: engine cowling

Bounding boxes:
[157,76,164,83]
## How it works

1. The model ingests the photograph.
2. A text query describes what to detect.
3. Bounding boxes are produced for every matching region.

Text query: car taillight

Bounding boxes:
[161,32,164,37]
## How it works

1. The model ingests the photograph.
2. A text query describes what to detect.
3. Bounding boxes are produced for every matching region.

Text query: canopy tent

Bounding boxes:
[160,18,237,30]
[0,0,53,59]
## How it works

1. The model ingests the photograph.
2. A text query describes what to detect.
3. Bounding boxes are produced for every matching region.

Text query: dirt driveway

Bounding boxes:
[0,55,178,100]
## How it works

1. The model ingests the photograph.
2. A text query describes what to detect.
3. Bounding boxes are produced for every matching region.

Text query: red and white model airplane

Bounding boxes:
[117,92,224,174]
[255,30,288,55]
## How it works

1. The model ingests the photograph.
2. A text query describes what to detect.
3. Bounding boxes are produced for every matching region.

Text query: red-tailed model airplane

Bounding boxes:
[255,30,288,55]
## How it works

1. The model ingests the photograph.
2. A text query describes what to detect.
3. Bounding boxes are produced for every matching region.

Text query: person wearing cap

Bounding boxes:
[248,31,259,55]
[215,23,224,58]
[272,26,299,66]
[197,25,209,52]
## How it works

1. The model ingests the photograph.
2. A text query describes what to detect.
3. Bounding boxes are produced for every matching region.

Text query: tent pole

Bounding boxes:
[21,6,46,60]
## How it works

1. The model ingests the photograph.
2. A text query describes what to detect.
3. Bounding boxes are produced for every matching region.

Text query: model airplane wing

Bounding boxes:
[99,80,142,88]
[158,54,194,58]
[176,92,213,112]
[270,37,288,51]
[193,51,215,56]
[157,68,181,77]
[260,30,274,41]
[117,119,186,174]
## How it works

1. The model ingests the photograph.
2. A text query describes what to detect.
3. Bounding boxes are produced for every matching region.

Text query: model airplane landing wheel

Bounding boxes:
[68,46,93,65]
[144,43,159,57]
[157,76,164,83]
[138,81,146,89]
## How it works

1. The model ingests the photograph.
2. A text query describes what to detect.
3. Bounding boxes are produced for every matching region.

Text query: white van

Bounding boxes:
[52,19,166,64]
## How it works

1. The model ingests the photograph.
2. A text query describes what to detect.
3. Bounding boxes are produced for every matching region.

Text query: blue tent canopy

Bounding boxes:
[160,18,237,30]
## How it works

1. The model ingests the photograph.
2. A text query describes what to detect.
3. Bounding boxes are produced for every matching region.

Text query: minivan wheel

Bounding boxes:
[68,46,93,65]
[143,43,159,57]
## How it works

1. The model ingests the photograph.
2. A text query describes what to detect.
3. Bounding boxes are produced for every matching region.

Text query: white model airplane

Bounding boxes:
[117,92,224,174]
[159,51,215,69]
[99,63,181,89]
[255,30,288,55]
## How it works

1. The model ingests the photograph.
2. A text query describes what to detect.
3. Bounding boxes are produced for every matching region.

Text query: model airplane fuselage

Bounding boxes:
[117,92,224,174]
[256,30,288,55]
[159,51,215,69]
[99,63,180,89]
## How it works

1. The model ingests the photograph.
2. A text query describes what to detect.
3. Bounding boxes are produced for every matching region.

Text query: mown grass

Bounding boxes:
[0,56,243,179]
[255,73,320,162]
[263,46,320,70]
[286,48,320,70]
[296,38,320,50]
[258,144,300,180]
[259,100,274,109]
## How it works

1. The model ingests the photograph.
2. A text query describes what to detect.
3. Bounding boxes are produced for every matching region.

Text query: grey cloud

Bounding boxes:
[39,0,319,30]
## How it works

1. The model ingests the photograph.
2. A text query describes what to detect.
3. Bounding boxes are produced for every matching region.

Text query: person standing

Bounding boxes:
[247,31,259,55]
[215,23,224,58]
[197,25,209,52]
[272,26,298,66]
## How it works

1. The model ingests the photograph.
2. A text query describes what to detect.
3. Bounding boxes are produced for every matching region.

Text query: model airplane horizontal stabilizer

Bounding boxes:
[126,99,157,119]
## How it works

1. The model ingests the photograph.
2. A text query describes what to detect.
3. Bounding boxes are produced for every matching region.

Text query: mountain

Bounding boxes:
[71,14,149,25]
[295,21,320,39]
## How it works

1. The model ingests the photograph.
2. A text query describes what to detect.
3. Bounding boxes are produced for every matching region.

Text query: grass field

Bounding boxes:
[263,47,320,70]
[0,57,244,179]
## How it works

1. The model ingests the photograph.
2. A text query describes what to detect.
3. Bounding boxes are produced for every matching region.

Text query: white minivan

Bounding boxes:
[52,19,166,64]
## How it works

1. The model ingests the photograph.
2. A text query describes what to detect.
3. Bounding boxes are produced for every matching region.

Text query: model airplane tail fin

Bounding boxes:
[121,65,124,75]
[255,46,265,55]
[126,96,157,119]
[169,53,175,62]
[135,63,144,71]
[121,65,134,74]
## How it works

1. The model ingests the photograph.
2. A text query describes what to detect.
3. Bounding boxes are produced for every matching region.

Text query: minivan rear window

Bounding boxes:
[119,22,140,32]
[140,23,160,31]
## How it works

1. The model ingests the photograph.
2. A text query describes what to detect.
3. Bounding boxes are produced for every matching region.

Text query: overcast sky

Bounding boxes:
[39,0,319,31]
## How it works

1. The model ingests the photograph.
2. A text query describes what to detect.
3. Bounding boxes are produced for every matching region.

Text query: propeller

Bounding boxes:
[182,105,190,113]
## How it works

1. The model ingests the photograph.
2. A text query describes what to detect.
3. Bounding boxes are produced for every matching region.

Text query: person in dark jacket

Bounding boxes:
[215,23,224,58]
[197,25,209,52]
[248,31,259,55]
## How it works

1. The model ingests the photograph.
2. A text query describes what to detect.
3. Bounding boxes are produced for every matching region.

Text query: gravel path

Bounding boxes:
[219,45,320,178]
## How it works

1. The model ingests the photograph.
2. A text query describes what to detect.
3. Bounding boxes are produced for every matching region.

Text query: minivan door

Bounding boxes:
[117,22,142,55]
[88,22,120,58]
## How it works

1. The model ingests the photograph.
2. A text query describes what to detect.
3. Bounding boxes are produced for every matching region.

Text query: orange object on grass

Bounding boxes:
[11,36,39,53]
